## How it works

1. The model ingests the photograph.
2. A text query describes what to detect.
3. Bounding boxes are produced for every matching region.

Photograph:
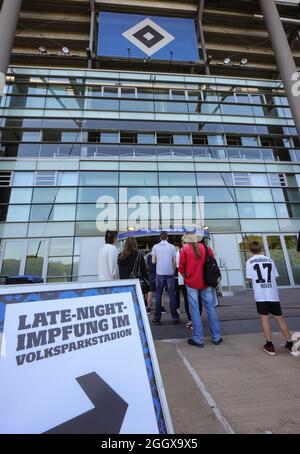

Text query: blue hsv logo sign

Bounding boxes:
[98,12,199,62]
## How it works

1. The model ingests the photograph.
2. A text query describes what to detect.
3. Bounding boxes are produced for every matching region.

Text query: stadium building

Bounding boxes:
[0,0,300,289]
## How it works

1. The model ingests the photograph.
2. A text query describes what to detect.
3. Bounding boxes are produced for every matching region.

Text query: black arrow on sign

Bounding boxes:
[45,372,128,434]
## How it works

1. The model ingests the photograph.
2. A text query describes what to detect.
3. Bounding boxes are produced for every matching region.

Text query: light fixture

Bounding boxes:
[62,47,70,55]
[127,227,136,232]
[223,58,232,65]
[240,58,248,66]
[38,46,47,54]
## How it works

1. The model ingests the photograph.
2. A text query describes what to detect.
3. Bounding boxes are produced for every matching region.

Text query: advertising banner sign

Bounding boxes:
[98,12,199,61]
[0,281,172,434]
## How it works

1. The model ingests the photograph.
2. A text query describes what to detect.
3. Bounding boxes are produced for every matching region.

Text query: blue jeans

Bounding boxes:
[186,286,221,345]
[155,275,178,321]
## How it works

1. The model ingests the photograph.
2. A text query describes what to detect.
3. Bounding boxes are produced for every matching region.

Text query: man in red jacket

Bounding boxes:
[179,233,222,348]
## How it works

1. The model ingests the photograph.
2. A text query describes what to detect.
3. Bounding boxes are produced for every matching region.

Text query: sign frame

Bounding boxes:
[0,279,174,434]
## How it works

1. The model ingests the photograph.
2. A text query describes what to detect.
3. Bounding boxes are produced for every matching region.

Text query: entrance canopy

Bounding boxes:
[118,228,210,241]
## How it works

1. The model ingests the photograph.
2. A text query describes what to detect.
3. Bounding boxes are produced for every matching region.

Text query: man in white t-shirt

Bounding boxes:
[98,230,119,281]
[152,231,178,324]
[246,240,294,356]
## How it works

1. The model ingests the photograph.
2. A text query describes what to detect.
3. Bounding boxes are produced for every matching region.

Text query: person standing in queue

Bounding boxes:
[152,231,179,325]
[98,230,119,281]
[179,232,222,348]
[118,237,149,282]
[297,230,300,257]
[175,241,192,328]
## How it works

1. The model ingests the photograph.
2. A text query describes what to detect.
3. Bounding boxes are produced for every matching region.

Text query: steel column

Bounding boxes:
[259,0,300,137]
[88,0,95,69]
[0,0,23,96]
[197,0,210,75]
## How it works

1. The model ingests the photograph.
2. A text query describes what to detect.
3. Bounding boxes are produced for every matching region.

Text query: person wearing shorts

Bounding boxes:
[246,240,294,356]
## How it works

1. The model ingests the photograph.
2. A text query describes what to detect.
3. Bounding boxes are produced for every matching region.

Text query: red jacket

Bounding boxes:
[178,243,214,290]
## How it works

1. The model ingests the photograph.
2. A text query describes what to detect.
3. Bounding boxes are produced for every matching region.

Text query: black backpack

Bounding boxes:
[203,244,222,288]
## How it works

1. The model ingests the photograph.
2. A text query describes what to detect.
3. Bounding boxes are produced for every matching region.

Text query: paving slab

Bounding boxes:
[155,333,300,434]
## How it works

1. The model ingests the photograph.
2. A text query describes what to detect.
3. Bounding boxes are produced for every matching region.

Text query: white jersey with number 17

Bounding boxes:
[246,255,279,302]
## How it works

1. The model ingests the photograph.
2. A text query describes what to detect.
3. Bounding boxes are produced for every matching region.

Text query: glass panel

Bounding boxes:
[85,98,119,110]
[47,256,73,277]
[205,203,238,219]
[272,188,286,202]
[73,256,79,277]
[197,173,228,186]
[159,172,196,186]
[75,221,116,236]
[22,131,41,142]
[55,188,77,203]
[50,238,73,256]
[284,236,300,285]
[159,188,197,198]
[125,187,159,201]
[76,204,105,221]
[238,203,276,218]
[137,133,156,144]
[32,188,77,204]
[240,220,279,232]
[241,136,258,147]
[10,188,33,204]
[173,135,191,145]
[275,204,289,218]
[24,240,45,276]
[0,241,23,275]
[78,187,117,203]
[27,222,74,238]
[79,172,118,186]
[266,236,290,286]
[100,132,119,143]
[74,238,81,256]
[12,172,34,186]
[6,205,30,222]
[207,135,224,146]
[61,132,80,143]
[120,172,158,186]
[250,174,269,187]
[198,188,235,202]
[120,100,154,112]
[30,205,76,221]
[59,172,78,186]
[235,188,272,202]
[45,97,83,109]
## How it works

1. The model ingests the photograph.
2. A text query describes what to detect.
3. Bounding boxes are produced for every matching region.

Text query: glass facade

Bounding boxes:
[0,67,300,285]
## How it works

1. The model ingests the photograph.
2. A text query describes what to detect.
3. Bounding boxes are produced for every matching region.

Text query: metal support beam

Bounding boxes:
[88,0,96,69]
[259,0,300,138]
[197,0,210,75]
[0,0,23,96]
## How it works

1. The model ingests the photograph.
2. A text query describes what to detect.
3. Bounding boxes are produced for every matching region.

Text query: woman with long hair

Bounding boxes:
[179,233,222,348]
[118,236,149,282]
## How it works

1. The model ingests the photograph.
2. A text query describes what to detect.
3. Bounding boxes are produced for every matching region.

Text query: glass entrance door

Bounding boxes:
[283,235,300,285]
[263,234,300,287]
[265,236,290,286]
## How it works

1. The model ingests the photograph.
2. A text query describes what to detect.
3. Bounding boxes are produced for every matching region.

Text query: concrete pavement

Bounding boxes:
[150,288,300,340]
[156,333,300,434]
